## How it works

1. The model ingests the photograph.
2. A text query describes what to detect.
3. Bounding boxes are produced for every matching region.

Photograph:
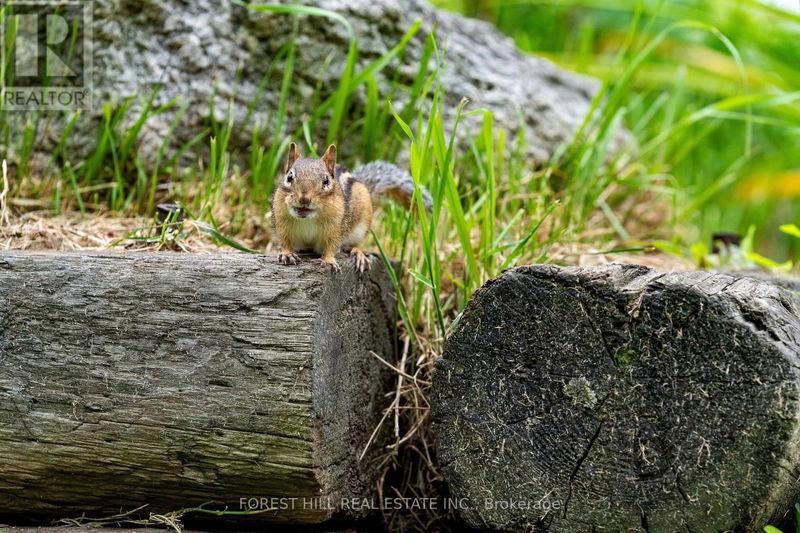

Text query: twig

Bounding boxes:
[56,501,271,532]
[0,160,9,226]
[394,337,409,438]
[359,394,398,462]
[57,504,150,527]
[369,350,432,387]
[387,411,428,449]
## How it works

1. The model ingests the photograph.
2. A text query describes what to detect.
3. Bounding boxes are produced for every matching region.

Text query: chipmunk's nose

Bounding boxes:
[297,195,311,206]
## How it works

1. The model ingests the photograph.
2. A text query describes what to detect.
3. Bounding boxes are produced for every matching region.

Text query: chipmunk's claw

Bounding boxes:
[350,248,371,273]
[278,252,300,265]
[313,257,341,273]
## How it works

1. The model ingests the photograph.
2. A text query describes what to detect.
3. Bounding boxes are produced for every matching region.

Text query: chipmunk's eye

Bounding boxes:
[322,176,330,189]
[286,171,294,184]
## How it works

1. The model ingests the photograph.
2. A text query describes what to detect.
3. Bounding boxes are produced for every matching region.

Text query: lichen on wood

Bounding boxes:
[433,264,800,532]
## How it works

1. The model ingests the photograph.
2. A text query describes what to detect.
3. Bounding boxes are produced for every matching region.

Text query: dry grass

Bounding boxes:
[0,210,692,271]
[0,211,270,254]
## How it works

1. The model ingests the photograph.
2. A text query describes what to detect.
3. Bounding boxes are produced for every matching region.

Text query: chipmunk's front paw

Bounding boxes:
[278,252,300,265]
[350,248,371,273]
[313,257,341,273]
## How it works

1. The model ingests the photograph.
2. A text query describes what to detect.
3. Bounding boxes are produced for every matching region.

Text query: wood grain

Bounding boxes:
[0,251,395,525]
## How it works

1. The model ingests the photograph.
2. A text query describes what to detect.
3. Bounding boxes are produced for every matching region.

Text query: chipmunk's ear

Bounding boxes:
[322,144,337,176]
[286,142,301,172]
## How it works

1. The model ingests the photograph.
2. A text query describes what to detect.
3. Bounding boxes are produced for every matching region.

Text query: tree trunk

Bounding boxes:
[0,251,395,526]
[432,264,800,532]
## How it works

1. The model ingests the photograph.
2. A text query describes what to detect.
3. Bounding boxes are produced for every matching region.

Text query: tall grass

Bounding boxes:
[435,0,800,261]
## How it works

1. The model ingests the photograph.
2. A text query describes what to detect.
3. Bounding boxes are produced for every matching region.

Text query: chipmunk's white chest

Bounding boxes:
[290,219,325,253]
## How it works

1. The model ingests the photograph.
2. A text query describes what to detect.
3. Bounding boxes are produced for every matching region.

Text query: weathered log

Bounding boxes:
[432,264,800,532]
[0,251,395,525]
[717,269,800,293]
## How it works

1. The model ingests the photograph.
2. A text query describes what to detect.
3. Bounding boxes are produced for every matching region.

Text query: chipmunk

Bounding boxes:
[271,142,432,273]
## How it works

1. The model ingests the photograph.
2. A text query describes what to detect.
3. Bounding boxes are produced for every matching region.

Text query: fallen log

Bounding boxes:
[432,264,800,532]
[0,251,395,525]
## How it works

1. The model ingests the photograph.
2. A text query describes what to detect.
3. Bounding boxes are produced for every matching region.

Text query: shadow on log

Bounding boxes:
[433,264,800,532]
[0,251,395,526]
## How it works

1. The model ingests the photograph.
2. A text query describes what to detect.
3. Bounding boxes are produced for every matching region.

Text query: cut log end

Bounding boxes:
[0,251,395,525]
[433,264,800,532]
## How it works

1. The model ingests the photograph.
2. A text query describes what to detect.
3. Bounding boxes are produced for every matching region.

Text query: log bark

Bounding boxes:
[717,269,800,293]
[0,251,395,525]
[432,264,800,532]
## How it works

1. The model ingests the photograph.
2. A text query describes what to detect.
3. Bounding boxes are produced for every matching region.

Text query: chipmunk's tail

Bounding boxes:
[352,161,433,212]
